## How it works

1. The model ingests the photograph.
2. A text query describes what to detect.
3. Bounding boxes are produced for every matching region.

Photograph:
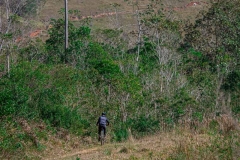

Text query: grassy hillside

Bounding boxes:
[39,0,210,30]
[0,0,239,159]
[40,0,209,17]
[53,129,240,160]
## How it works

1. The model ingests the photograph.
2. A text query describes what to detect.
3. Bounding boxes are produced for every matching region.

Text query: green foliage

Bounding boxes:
[0,62,88,135]
[118,74,141,94]
[167,133,237,160]
[91,59,121,80]
[101,29,122,39]
[20,0,46,16]
[86,42,108,61]
[2,0,240,158]
[0,33,13,40]
[192,112,203,122]
[40,104,86,134]
[181,0,240,71]
[222,71,240,92]
[179,0,240,115]
[112,123,129,142]
[182,0,240,64]
[189,48,202,57]
[139,37,158,72]
[170,89,196,122]
[209,120,220,134]
[127,116,159,136]
[232,94,240,115]
[0,120,28,158]
[19,39,46,62]
[46,18,91,64]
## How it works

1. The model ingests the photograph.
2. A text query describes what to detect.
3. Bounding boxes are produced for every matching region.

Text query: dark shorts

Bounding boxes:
[98,126,106,136]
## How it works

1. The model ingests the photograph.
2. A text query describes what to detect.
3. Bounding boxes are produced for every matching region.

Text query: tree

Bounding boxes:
[180,0,240,115]
[0,0,46,77]
[45,17,91,66]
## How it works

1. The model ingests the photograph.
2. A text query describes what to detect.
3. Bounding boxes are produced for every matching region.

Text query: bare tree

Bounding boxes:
[65,0,68,63]
[0,0,46,76]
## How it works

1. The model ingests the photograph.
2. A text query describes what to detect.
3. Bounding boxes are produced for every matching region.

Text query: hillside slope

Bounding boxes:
[45,129,239,160]
[26,0,211,41]
[40,0,209,18]
[39,0,210,27]
[1,0,240,159]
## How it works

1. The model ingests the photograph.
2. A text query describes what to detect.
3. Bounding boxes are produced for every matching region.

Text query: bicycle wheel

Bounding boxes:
[100,129,105,145]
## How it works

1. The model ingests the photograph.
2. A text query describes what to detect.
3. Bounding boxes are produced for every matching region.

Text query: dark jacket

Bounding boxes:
[96,115,109,127]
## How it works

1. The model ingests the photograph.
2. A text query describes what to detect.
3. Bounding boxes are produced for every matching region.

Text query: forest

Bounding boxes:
[0,0,239,159]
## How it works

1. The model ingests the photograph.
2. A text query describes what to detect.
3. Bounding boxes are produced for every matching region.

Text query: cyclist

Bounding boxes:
[96,112,109,141]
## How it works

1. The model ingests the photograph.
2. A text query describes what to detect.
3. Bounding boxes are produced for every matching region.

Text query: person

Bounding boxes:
[96,112,109,141]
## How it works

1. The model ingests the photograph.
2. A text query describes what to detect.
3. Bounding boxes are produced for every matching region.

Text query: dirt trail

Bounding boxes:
[46,147,99,160]
[45,131,211,160]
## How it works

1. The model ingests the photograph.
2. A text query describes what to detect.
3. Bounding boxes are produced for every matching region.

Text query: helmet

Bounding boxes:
[102,112,106,116]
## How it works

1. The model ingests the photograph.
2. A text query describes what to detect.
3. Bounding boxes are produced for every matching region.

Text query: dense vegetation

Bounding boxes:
[0,0,239,159]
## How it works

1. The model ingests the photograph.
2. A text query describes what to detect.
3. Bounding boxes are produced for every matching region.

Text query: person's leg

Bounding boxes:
[103,126,106,137]
[98,126,101,135]
[98,126,101,141]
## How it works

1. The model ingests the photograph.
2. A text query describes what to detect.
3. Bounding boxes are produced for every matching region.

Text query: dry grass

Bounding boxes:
[40,115,240,160]
[14,0,211,43]
[39,0,211,28]
[42,127,240,160]
[4,116,238,160]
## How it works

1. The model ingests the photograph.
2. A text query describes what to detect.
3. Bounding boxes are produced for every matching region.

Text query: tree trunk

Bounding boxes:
[136,10,141,62]
[7,50,10,78]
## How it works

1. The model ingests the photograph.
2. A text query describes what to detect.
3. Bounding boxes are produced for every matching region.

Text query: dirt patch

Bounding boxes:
[29,29,42,38]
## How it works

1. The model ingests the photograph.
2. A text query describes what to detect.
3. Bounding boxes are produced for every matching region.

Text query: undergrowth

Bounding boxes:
[167,131,240,160]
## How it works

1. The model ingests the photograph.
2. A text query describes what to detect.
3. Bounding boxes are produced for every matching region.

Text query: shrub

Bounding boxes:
[0,62,88,135]
[112,123,129,142]
[127,116,160,137]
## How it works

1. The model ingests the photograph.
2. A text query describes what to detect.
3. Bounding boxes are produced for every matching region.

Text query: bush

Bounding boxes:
[112,123,129,142]
[127,116,160,137]
[40,104,88,135]
[0,61,88,135]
